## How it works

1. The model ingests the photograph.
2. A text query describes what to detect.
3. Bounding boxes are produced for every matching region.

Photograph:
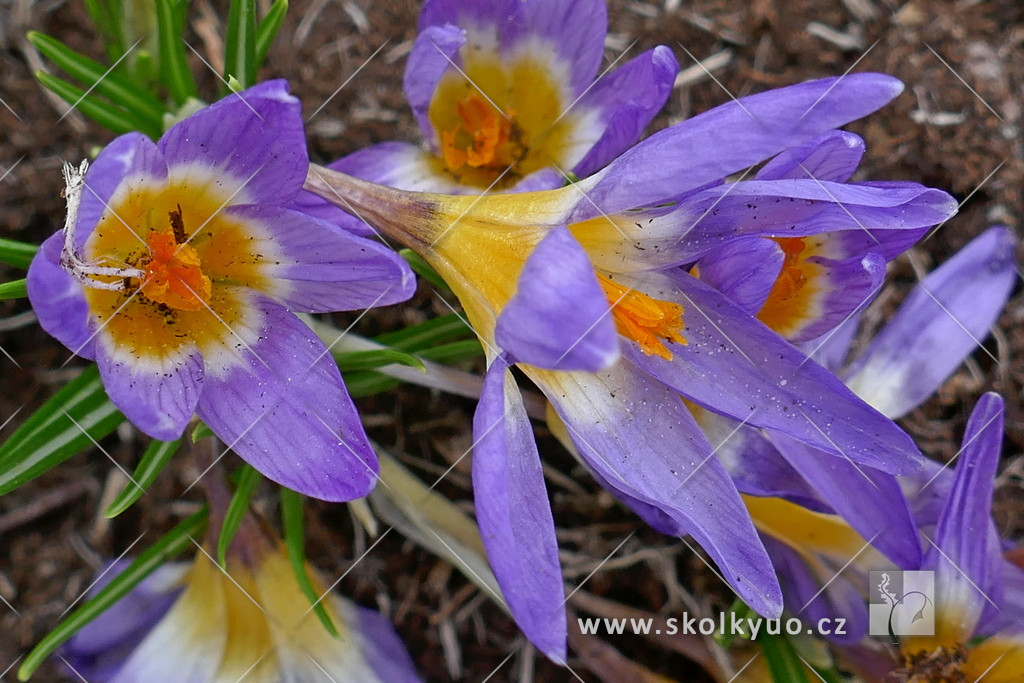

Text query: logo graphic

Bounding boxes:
[868,570,935,638]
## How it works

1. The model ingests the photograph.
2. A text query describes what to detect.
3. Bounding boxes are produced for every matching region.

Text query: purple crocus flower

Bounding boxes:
[892,393,1024,680]
[26,81,415,502]
[301,73,957,661]
[61,547,421,682]
[293,0,678,231]
[693,129,920,343]
[734,227,1017,641]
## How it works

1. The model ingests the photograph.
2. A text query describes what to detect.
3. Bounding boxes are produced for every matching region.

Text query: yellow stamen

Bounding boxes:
[138,213,211,311]
[757,237,821,336]
[440,93,519,172]
[597,273,686,360]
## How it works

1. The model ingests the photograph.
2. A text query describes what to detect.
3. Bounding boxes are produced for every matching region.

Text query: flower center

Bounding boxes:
[440,93,522,173]
[894,644,968,682]
[136,207,212,311]
[597,274,686,360]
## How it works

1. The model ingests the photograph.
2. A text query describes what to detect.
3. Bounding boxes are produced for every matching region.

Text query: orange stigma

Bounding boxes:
[441,93,519,171]
[598,274,686,360]
[138,210,211,311]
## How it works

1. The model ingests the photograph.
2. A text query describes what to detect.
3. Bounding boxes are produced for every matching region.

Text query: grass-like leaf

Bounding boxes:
[373,313,473,350]
[17,506,208,681]
[760,632,811,683]
[0,238,38,269]
[0,365,125,496]
[344,340,483,398]
[224,0,257,90]
[0,279,27,300]
[82,0,127,61]
[104,439,182,518]
[216,464,262,567]
[28,31,166,126]
[334,348,426,374]
[155,0,198,106]
[255,0,288,66]
[35,71,157,137]
[280,487,339,637]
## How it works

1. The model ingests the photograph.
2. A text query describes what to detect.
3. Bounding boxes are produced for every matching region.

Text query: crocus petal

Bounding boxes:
[473,359,567,661]
[405,23,467,147]
[419,0,606,94]
[762,252,886,344]
[350,605,423,682]
[76,132,168,252]
[571,46,679,178]
[799,312,860,374]
[63,561,187,681]
[196,298,377,502]
[158,80,306,206]
[755,130,866,182]
[534,359,783,617]
[765,537,868,643]
[224,205,414,312]
[695,238,784,315]
[111,562,227,683]
[844,227,1017,418]
[570,73,906,220]
[495,226,619,371]
[704,414,827,512]
[926,393,1005,638]
[628,272,922,474]
[26,233,97,360]
[95,335,203,441]
[575,179,953,274]
[769,432,921,569]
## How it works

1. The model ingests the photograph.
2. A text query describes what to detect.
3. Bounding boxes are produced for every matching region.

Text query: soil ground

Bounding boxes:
[0,0,1022,681]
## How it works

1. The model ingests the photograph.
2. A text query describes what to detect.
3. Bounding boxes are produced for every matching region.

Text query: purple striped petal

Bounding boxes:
[224,205,414,312]
[570,74,906,220]
[579,180,952,275]
[710,418,827,513]
[765,537,868,643]
[95,336,203,441]
[26,233,97,360]
[755,130,865,182]
[799,312,860,374]
[473,359,566,661]
[628,272,922,474]
[844,227,1017,418]
[158,80,306,206]
[696,238,783,315]
[664,179,952,265]
[77,133,168,253]
[571,46,679,179]
[351,606,423,682]
[770,432,922,569]
[62,561,186,682]
[926,393,1005,634]
[536,359,783,617]
[763,252,885,343]
[495,227,619,371]
[419,0,606,94]
[404,24,467,147]
[196,298,377,502]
